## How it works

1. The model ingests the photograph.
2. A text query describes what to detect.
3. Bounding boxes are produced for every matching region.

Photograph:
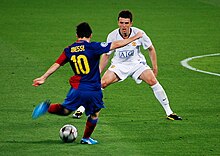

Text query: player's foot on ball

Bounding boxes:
[167,113,182,120]
[32,100,51,119]
[80,137,98,145]
[72,111,83,119]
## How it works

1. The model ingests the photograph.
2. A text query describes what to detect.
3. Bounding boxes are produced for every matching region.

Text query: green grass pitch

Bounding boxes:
[0,0,219,155]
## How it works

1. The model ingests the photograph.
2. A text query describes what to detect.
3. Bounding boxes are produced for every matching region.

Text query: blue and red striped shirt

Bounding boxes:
[56,40,111,91]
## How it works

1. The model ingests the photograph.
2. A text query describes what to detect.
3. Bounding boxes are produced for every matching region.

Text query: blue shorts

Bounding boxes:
[62,87,105,116]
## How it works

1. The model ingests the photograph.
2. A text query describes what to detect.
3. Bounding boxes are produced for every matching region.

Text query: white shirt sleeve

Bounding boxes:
[132,27,152,50]
[141,31,152,50]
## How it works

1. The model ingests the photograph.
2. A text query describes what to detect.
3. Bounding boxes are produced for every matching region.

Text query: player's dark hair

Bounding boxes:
[76,22,92,38]
[118,10,133,22]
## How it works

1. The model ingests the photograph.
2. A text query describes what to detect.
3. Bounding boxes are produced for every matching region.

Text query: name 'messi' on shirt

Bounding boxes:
[71,45,85,53]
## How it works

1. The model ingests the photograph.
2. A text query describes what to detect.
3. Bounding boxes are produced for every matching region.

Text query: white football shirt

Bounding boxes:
[107,27,152,64]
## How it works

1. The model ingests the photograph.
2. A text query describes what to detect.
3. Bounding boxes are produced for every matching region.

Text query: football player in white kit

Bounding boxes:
[73,10,182,120]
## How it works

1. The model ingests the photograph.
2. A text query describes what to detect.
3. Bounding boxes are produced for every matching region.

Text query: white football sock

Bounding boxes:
[151,82,173,115]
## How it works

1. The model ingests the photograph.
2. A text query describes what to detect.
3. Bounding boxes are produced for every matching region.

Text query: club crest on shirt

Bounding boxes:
[100,42,108,47]
[132,42,136,46]
[110,65,116,68]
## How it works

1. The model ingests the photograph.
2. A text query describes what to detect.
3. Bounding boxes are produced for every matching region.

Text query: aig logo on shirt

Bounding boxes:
[119,50,134,58]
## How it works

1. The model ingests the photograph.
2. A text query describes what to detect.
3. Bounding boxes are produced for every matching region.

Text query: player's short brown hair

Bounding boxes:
[118,10,133,22]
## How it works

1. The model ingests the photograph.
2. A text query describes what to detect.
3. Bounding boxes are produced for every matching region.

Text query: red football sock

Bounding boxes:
[83,117,98,139]
[48,104,65,115]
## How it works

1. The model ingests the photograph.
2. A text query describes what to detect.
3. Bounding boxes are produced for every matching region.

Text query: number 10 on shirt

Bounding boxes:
[71,55,90,74]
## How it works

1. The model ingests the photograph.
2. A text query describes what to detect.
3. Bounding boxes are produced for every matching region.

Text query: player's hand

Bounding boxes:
[32,77,45,87]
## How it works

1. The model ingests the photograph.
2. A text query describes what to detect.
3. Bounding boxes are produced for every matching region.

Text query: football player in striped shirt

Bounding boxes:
[32,22,143,144]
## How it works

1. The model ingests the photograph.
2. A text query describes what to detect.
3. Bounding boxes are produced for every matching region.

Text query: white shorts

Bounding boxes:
[108,62,151,84]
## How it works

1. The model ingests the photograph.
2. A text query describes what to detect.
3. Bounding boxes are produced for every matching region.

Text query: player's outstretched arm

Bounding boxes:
[110,31,143,50]
[32,63,61,87]
[99,54,110,74]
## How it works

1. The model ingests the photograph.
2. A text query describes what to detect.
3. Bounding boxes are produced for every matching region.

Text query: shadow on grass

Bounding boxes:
[2,140,80,145]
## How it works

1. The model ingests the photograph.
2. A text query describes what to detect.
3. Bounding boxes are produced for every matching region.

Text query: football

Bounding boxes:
[59,124,78,143]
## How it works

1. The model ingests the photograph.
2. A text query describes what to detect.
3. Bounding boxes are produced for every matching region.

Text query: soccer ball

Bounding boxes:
[59,124,78,143]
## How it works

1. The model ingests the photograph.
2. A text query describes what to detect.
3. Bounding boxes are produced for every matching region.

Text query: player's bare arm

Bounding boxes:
[148,45,158,77]
[110,31,142,50]
[99,54,110,73]
[32,63,61,87]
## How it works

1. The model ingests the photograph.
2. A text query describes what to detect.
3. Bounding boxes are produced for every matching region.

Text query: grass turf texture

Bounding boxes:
[0,0,219,155]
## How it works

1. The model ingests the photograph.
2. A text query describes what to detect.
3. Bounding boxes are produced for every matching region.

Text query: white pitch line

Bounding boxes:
[180,53,220,77]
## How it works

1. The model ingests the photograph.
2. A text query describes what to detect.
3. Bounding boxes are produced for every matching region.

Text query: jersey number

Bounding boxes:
[71,55,90,74]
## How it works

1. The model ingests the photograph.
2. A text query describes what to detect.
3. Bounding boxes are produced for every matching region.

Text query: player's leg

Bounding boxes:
[32,100,71,119]
[80,90,104,144]
[73,70,118,119]
[101,70,120,89]
[48,103,71,115]
[139,69,172,115]
[139,69,182,120]
[80,111,100,145]
[73,70,119,119]
[49,87,81,116]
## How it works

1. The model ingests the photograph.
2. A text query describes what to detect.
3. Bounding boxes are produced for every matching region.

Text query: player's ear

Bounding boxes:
[90,34,92,38]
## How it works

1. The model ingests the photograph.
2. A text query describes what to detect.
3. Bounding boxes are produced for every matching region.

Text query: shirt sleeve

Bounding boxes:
[142,33,152,49]
[140,31,152,50]
[132,27,152,50]
[55,51,68,66]
[91,42,112,55]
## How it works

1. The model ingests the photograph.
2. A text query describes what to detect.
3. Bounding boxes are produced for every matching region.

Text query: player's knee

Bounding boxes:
[146,78,157,86]
[63,109,72,115]
[151,79,158,86]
